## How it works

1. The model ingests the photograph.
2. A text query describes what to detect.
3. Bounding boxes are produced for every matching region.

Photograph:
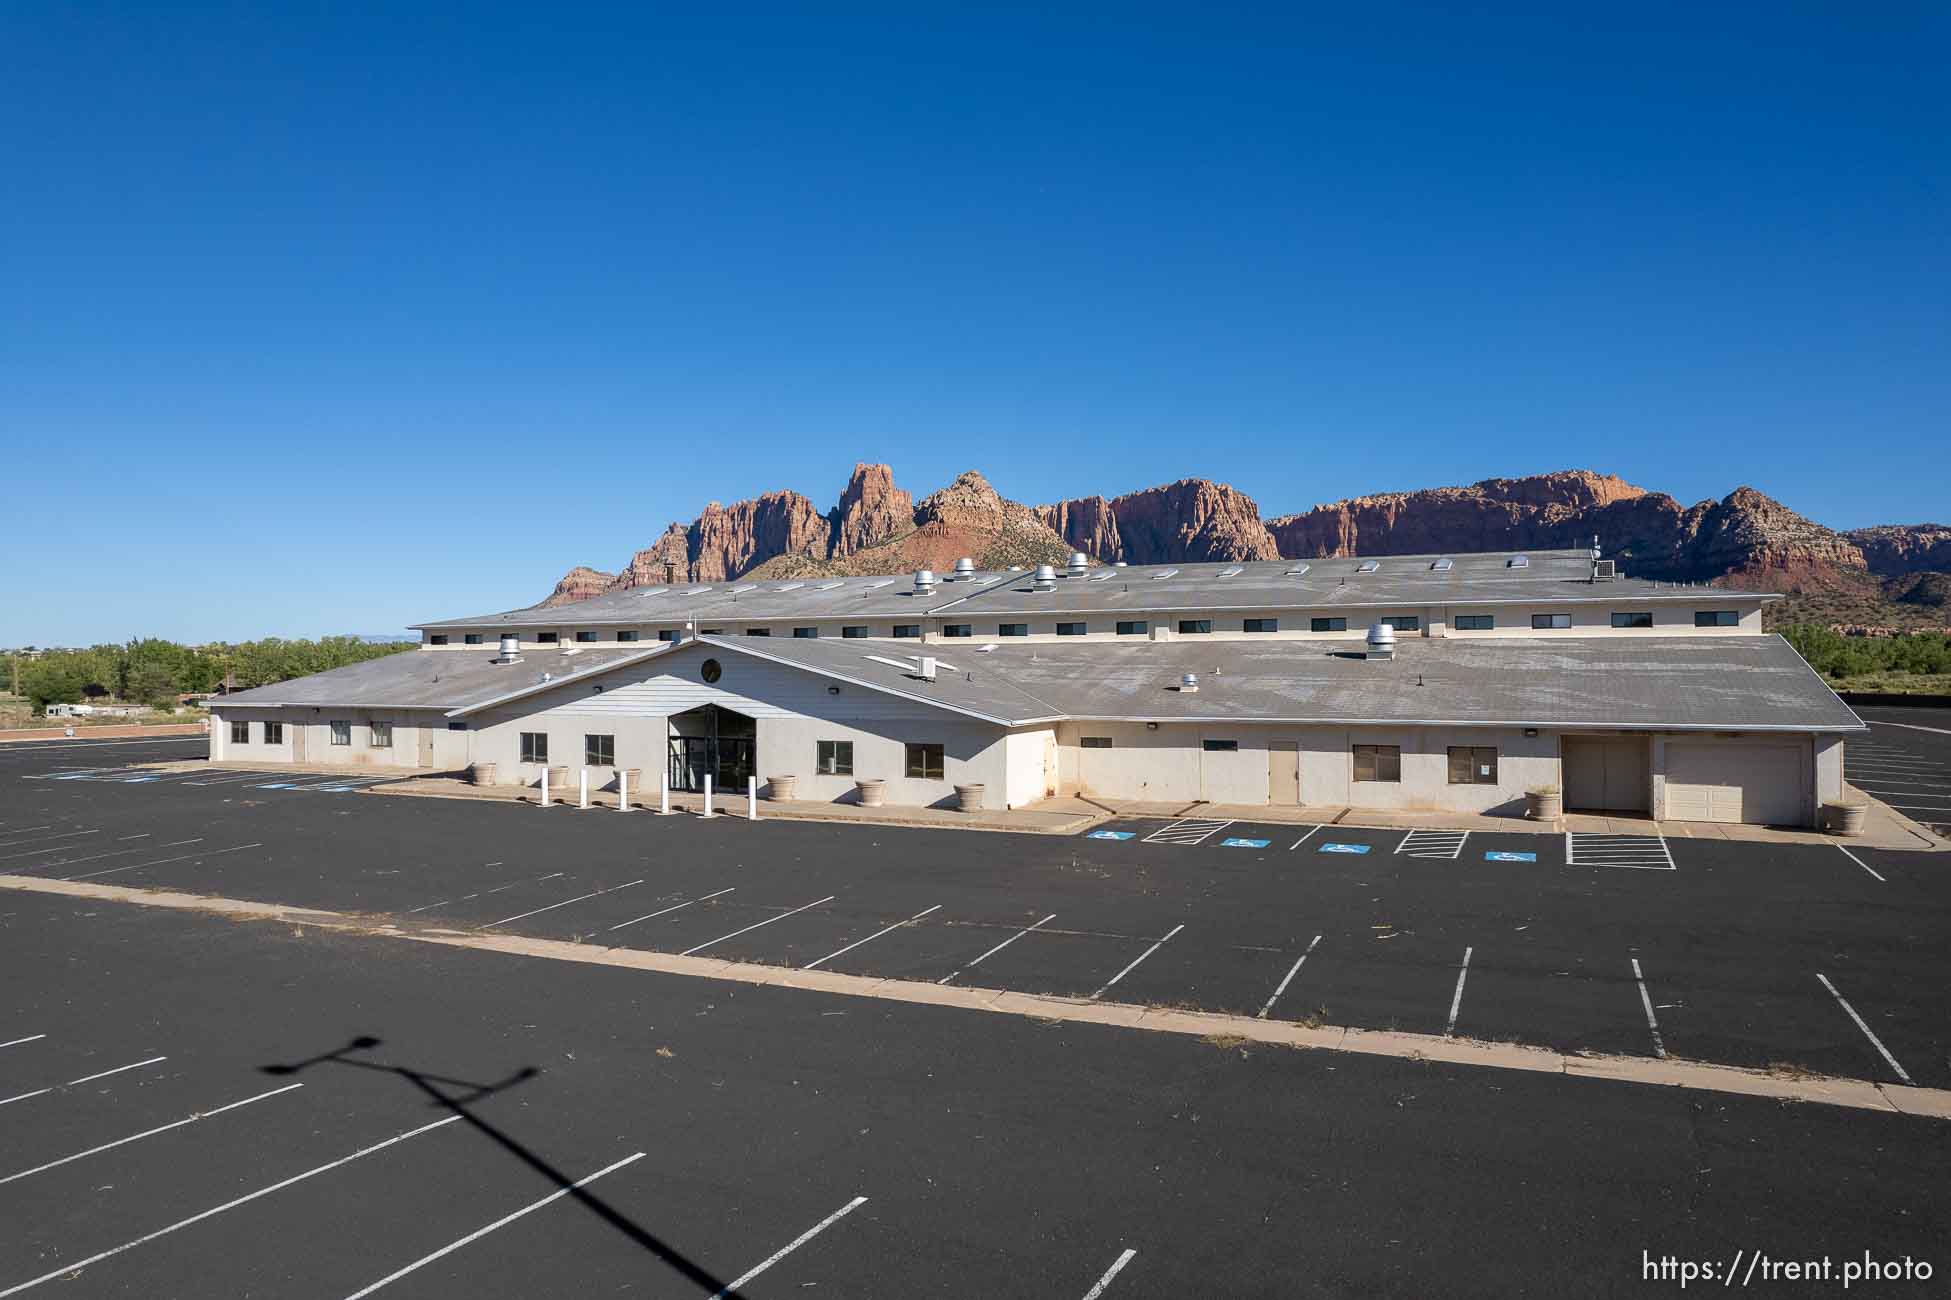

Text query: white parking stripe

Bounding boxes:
[1444,948,1473,1037]
[1143,818,1233,845]
[938,914,1056,984]
[1397,830,1469,859]
[1566,832,1674,869]
[15,839,204,875]
[409,871,568,915]
[1631,959,1666,1058]
[0,1055,168,1107]
[1090,924,1185,999]
[1815,974,1912,1085]
[342,1151,646,1299]
[0,1083,303,1186]
[710,1196,868,1298]
[1081,1248,1138,1299]
[607,887,738,933]
[0,1035,46,1050]
[678,895,835,956]
[0,830,100,858]
[66,841,261,881]
[0,1115,462,1297]
[1258,935,1323,1019]
[804,905,941,970]
[480,879,645,929]
[1837,845,1885,882]
[1288,826,1322,851]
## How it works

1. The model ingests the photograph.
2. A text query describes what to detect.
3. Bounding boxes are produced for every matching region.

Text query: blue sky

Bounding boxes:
[4,2,1945,645]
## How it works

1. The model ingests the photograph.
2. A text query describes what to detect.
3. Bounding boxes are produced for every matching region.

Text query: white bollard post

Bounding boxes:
[748,774,758,821]
[702,773,714,818]
[540,767,550,808]
[579,767,590,809]
[618,769,630,812]
[660,767,670,816]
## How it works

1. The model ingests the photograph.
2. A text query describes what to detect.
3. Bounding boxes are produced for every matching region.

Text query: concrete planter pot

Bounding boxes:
[767,775,798,802]
[1825,801,1867,837]
[545,766,570,793]
[1526,787,1563,820]
[954,783,986,812]
[616,768,642,795]
[470,761,497,787]
[856,779,887,808]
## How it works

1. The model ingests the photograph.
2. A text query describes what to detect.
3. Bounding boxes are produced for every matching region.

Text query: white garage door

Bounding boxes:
[1665,742,1808,825]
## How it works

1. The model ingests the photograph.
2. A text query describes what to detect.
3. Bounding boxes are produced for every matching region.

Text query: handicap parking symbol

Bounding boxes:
[1319,842,1371,854]
[1220,837,1271,848]
[1484,851,1537,862]
[1089,830,1135,840]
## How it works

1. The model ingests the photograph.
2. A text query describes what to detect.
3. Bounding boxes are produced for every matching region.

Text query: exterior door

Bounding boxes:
[1665,741,1806,825]
[417,725,435,769]
[291,722,307,763]
[1562,736,1649,812]
[1268,740,1300,805]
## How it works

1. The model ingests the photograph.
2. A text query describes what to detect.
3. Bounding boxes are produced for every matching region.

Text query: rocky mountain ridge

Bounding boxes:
[540,465,1949,631]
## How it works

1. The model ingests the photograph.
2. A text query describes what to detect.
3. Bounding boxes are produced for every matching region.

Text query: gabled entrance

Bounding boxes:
[668,704,756,793]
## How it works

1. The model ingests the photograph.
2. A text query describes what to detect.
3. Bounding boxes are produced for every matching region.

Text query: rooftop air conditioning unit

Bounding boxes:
[1592,559,1617,581]
[1365,622,1396,661]
[917,656,938,682]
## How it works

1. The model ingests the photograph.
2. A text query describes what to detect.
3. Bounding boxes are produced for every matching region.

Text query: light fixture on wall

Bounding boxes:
[1146,722,1159,731]
[827,685,841,695]
[1524,727,1538,737]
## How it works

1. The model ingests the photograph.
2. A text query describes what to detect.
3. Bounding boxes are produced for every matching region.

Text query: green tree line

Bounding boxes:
[1778,624,1951,680]
[4,638,414,713]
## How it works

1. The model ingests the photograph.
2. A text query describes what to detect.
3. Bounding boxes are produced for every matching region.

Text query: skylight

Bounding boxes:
[1218,566,1244,577]
[774,582,805,591]
[684,587,713,595]
[1431,558,1453,572]
[863,578,896,589]
[1150,568,1180,580]
[1357,561,1380,574]
[1284,563,1311,577]
[974,575,1007,586]
[1507,555,1530,569]
[727,583,757,594]
[633,588,667,599]
[814,580,845,590]
[1088,573,1116,583]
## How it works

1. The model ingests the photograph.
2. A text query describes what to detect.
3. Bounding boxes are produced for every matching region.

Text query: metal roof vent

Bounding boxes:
[1365,621,1396,660]
[1066,551,1089,577]
[1033,564,1057,591]
[914,569,937,593]
[492,633,522,664]
[1179,672,1199,693]
[951,557,976,580]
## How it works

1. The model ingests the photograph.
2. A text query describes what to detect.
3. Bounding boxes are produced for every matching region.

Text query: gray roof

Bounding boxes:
[208,645,661,711]
[685,633,1860,732]
[412,548,1779,631]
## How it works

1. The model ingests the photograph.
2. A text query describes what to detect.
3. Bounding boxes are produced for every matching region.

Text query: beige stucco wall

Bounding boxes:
[211,706,433,768]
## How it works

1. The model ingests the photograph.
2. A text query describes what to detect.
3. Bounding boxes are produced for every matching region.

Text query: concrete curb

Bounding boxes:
[4,871,1945,1121]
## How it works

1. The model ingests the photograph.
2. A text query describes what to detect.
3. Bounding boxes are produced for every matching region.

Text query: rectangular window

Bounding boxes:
[1447,746,1499,785]
[1454,614,1494,631]
[700,628,725,636]
[370,721,393,749]
[842,626,868,639]
[893,625,922,639]
[585,734,615,766]
[905,742,945,779]
[793,627,819,639]
[1382,615,1421,632]
[1352,744,1401,783]
[658,630,681,643]
[265,721,283,744]
[1177,620,1211,635]
[429,634,448,646]
[1310,617,1345,633]
[1246,618,1280,633]
[1610,612,1653,629]
[1694,610,1739,627]
[1080,736,1113,749]
[464,633,483,645]
[740,627,767,637]
[1057,622,1088,636]
[943,624,972,638]
[617,630,639,642]
[330,721,352,746]
[1201,739,1239,752]
[998,623,1029,637]
[1116,620,1149,636]
[446,722,466,732]
[817,740,853,775]
[1531,613,1572,629]
[536,632,560,644]
[575,630,598,643]
[520,732,548,764]
[230,720,249,744]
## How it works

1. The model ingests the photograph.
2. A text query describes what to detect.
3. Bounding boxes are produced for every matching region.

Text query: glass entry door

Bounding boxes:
[666,704,757,792]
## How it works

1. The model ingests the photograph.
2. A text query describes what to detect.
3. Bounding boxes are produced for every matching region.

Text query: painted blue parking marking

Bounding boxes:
[1319,843,1371,855]
[1485,851,1537,862]
[1088,830,1136,840]
[1220,837,1271,848]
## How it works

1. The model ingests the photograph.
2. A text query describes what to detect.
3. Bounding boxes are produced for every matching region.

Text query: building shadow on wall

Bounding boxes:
[260,1035,743,1296]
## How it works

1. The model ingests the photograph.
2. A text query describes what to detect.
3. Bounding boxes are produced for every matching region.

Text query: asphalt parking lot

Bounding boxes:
[1849,706,1951,841]
[9,743,1949,1092]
